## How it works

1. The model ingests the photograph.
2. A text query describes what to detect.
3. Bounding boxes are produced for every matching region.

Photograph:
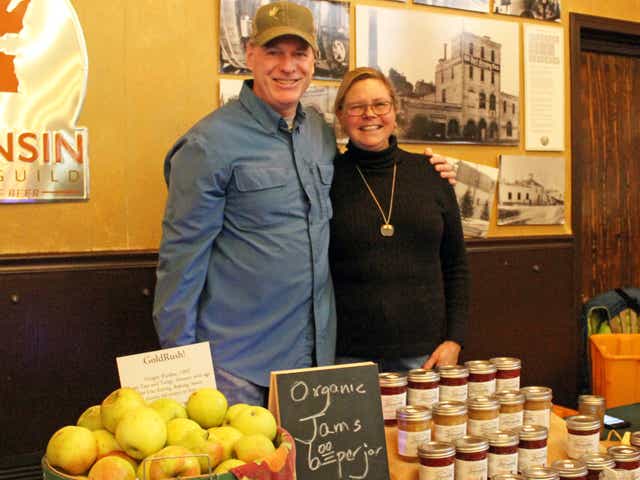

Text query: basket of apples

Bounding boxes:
[42,387,295,480]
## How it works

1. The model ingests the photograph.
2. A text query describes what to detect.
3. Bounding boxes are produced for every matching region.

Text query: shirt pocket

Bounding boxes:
[316,163,334,220]
[230,166,291,228]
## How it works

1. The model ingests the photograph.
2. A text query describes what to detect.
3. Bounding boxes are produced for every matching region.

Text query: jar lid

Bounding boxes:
[396,405,432,422]
[437,364,469,379]
[580,452,616,470]
[492,475,525,480]
[467,395,500,411]
[379,372,407,387]
[486,430,519,446]
[551,459,588,477]
[454,435,489,453]
[418,441,455,459]
[607,445,640,461]
[566,414,601,431]
[522,466,559,479]
[632,431,640,448]
[465,360,497,375]
[520,386,553,402]
[514,424,548,440]
[495,389,525,405]
[432,400,467,416]
[578,394,605,406]
[490,357,522,370]
[408,368,440,383]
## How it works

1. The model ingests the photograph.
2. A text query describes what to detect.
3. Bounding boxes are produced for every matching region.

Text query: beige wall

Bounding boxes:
[2,0,639,254]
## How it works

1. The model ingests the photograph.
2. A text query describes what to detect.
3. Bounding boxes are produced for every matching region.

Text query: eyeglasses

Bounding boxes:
[344,101,393,117]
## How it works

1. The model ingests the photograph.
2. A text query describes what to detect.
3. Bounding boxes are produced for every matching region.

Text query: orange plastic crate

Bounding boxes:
[590,334,640,408]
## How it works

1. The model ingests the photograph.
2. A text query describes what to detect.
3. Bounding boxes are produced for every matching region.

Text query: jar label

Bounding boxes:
[518,446,547,472]
[455,458,488,480]
[567,431,600,459]
[419,463,454,480]
[439,384,468,402]
[499,410,524,430]
[381,392,406,420]
[524,408,550,429]
[433,422,467,443]
[468,379,496,397]
[488,452,518,477]
[408,387,439,408]
[496,377,520,391]
[468,417,500,437]
[398,428,431,457]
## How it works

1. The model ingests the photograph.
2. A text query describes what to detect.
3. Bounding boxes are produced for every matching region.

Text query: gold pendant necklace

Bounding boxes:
[355,162,397,237]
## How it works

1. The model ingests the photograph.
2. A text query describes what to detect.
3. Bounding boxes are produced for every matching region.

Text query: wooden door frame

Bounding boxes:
[570,13,640,306]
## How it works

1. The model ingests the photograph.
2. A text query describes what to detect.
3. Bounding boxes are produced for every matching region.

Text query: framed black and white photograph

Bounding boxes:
[219,0,350,80]
[355,5,520,145]
[498,155,565,225]
[414,0,489,14]
[451,159,499,238]
[494,0,561,22]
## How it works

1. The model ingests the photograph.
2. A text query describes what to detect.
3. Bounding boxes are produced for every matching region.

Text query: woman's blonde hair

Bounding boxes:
[334,67,398,114]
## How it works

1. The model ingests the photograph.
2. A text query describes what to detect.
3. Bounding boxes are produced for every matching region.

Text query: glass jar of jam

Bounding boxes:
[522,466,559,479]
[455,435,489,480]
[578,395,606,429]
[551,459,588,479]
[607,445,640,477]
[521,386,553,429]
[432,400,468,443]
[632,431,640,449]
[467,395,500,437]
[566,415,601,460]
[397,405,432,459]
[581,452,616,480]
[379,372,407,426]
[514,424,548,473]
[496,390,525,431]
[408,368,440,408]
[438,365,469,402]
[490,357,522,391]
[418,441,455,480]
[487,430,519,478]
[466,360,497,397]
[493,475,525,480]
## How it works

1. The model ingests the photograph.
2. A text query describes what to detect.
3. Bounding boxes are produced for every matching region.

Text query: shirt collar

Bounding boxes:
[239,79,307,135]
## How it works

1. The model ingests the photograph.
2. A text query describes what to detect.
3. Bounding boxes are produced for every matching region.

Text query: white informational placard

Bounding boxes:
[116,342,215,404]
[524,24,565,151]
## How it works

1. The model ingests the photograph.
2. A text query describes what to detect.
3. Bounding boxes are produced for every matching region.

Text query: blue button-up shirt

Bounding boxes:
[153,81,337,386]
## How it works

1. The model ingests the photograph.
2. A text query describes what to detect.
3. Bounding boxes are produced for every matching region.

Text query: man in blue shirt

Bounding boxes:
[154,1,455,405]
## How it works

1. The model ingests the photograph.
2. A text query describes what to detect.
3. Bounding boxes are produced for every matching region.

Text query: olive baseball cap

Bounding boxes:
[251,1,318,52]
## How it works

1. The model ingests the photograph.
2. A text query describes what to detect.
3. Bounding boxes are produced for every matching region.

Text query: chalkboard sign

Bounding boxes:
[268,363,390,480]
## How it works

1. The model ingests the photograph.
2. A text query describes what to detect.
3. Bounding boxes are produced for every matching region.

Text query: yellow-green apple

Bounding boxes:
[46,425,98,475]
[213,458,246,474]
[230,406,277,440]
[92,429,122,458]
[149,398,187,423]
[222,403,250,425]
[115,407,167,460]
[186,387,227,428]
[207,426,243,460]
[176,430,224,472]
[166,417,206,445]
[87,455,135,480]
[137,445,201,480]
[100,451,138,471]
[233,433,276,463]
[77,405,103,431]
[100,387,146,433]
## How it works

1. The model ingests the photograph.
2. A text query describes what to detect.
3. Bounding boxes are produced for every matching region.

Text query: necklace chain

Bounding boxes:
[355,163,397,226]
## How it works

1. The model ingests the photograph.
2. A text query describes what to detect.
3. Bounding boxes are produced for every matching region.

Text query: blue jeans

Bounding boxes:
[334,355,429,373]
[214,367,268,407]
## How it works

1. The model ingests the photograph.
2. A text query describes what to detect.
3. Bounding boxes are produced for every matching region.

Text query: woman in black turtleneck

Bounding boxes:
[330,67,470,371]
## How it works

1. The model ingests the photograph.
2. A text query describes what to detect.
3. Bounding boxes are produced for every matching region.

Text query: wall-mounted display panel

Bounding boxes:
[494,0,561,22]
[414,0,489,14]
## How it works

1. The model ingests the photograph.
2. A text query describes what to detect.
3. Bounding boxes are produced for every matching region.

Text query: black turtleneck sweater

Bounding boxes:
[329,137,470,359]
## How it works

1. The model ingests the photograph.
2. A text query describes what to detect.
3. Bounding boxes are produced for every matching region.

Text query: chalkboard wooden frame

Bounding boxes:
[268,362,390,480]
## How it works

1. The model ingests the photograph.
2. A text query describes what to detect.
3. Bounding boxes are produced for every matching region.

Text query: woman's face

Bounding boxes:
[338,78,396,152]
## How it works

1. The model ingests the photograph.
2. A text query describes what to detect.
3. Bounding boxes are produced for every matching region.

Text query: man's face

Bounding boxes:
[246,35,315,118]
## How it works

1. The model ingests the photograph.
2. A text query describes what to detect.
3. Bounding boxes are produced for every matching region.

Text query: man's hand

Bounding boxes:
[425,147,457,185]
[423,341,461,369]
